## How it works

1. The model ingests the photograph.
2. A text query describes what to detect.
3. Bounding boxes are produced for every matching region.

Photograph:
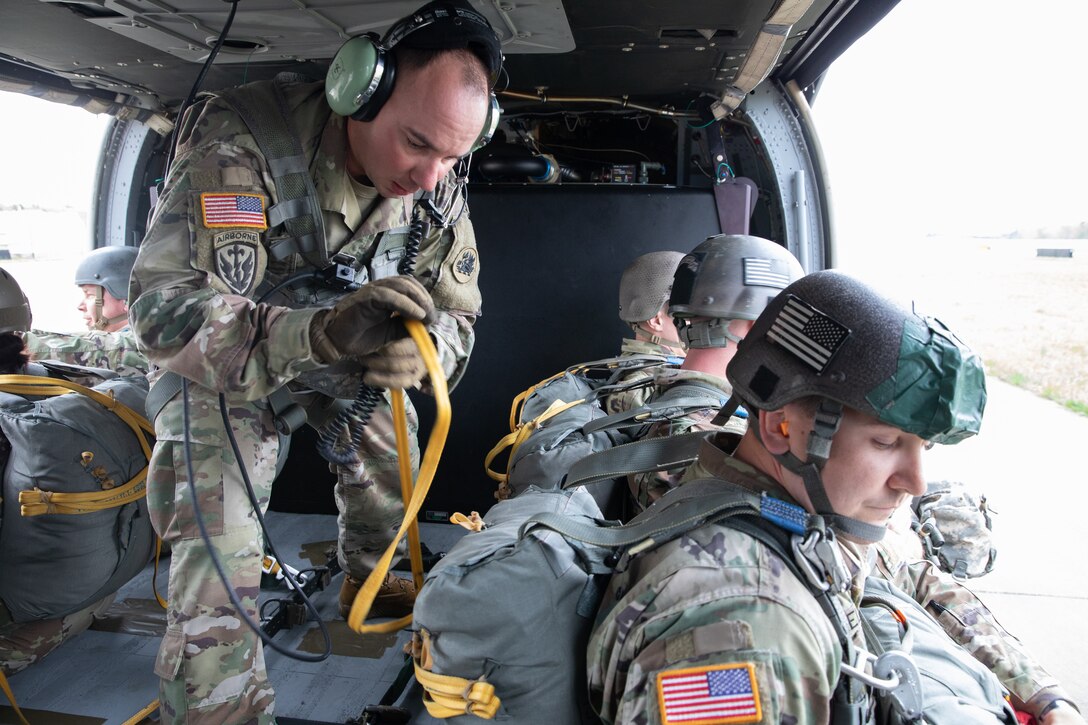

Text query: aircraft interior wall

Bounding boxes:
[271,185,724,519]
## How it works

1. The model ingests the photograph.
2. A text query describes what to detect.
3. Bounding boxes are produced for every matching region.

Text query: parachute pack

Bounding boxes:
[0,366,155,622]
[911,480,997,580]
[484,354,735,516]
[412,480,1018,724]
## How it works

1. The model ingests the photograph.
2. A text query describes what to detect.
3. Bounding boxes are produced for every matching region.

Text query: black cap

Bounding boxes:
[385,0,503,82]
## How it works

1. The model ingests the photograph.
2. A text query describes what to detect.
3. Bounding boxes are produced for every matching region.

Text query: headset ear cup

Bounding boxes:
[469,93,502,154]
[325,36,394,120]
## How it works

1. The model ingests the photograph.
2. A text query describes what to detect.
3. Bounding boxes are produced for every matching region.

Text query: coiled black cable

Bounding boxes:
[316,207,426,466]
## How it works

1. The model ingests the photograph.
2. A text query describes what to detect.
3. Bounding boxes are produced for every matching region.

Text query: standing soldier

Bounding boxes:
[127,1,502,722]
[22,246,148,375]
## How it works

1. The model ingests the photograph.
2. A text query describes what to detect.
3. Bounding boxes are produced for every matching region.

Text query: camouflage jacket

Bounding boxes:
[129,78,481,411]
[601,338,685,416]
[628,369,745,510]
[590,432,1070,724]
[22,327,148,376]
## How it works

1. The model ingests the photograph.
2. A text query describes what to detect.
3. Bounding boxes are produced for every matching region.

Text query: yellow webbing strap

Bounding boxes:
[121,698,159,725]
[484,396,586,485]
[0,375,155,517]
[391,386,425,594]
[346,320,448,634]
[412,629,500,719]
[0,669,30,725]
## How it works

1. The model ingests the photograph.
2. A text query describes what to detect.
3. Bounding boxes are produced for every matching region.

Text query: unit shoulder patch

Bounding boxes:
[200,192,268,230]
[451,247,478,283]
[656,663,762,725]
[214,230,260,296]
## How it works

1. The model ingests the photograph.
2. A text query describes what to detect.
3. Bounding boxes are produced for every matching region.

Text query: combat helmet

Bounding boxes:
[723,269,986,542]
[74,246,138,301]
[669,234,804,349]
[0,268,32,333]
[618,251,687,324]
[74,246,138,330]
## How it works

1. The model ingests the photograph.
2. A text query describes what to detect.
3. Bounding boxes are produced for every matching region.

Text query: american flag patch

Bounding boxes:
[767,294,850,373]
[742,257,792,289]
[201,193,267,229]
[657,663,762,724]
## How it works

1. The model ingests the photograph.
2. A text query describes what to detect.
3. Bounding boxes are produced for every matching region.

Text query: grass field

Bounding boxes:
[840,236,1088,416]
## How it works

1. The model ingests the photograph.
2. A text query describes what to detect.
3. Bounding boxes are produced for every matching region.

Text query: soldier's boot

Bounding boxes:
[338,572,418,620]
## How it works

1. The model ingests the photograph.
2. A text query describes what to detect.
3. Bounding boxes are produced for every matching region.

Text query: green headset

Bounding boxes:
[325,0,502,154]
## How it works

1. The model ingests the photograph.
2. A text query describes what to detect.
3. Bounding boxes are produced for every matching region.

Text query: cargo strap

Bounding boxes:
[343,320,444,635]
[0,670,30,725]
[0,375,154,516]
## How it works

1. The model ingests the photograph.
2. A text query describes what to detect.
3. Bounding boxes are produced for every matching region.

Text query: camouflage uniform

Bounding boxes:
[22,327,149,375]
[627,368,745,511]
[129,78,480,724]
[589,432,1072,724]
[601,338,684,416]
[0,596,115,677]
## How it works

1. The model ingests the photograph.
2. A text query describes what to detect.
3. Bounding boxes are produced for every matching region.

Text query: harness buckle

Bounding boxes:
[791,530,831,592]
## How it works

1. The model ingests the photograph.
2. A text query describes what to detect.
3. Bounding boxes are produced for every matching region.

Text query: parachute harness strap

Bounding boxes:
[345,319,448,634]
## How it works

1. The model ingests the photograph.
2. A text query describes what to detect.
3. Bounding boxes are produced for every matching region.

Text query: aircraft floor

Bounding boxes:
[3,512,463,725]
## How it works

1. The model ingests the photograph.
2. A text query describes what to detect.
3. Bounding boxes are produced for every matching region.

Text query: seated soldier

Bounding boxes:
[589,270,1083,725]
[0,267,150,678]
[603,250,689,416]
[22,246,147,375]
[628,234,803,510]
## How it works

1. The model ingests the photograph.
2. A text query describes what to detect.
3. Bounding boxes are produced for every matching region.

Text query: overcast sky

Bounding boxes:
[1,0,1086,242]
[814,0,1088,242]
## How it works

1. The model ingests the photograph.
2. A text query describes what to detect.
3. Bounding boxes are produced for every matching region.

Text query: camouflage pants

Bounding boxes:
[334,390,420,579]
[147,392,278,725]
[0,595,114,677]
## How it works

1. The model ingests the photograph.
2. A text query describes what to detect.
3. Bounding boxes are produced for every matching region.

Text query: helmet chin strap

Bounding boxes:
[677,318,743,350]
[742,396,887,544]
[91,288,127,331]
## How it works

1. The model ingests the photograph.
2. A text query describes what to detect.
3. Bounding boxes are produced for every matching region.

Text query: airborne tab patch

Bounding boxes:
[656,663,761,725]
[201,193,267,229]
[214,230,259,296]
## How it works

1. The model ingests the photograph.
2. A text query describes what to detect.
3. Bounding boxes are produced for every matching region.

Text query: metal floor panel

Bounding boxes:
[4,512,467,724]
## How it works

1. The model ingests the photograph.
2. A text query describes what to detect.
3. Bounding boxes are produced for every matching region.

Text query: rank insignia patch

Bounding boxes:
[656,663,761,725]
[201,193,267,229]
[452,247,478,283]
[214,230,260,296]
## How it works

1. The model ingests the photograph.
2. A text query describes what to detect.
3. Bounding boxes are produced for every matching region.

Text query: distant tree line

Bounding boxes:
[1006,221,1088,239]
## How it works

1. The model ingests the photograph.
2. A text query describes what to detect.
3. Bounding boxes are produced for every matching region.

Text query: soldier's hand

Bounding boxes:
[310,276,434,363]
[359,337,428,389]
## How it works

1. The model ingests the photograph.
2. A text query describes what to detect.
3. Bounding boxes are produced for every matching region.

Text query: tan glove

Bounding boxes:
[359,337,430,389]
[310,276,434,364]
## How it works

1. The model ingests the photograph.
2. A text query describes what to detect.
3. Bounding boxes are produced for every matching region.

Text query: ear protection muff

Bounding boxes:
[325,35,396,122]
[325,1,503,152]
